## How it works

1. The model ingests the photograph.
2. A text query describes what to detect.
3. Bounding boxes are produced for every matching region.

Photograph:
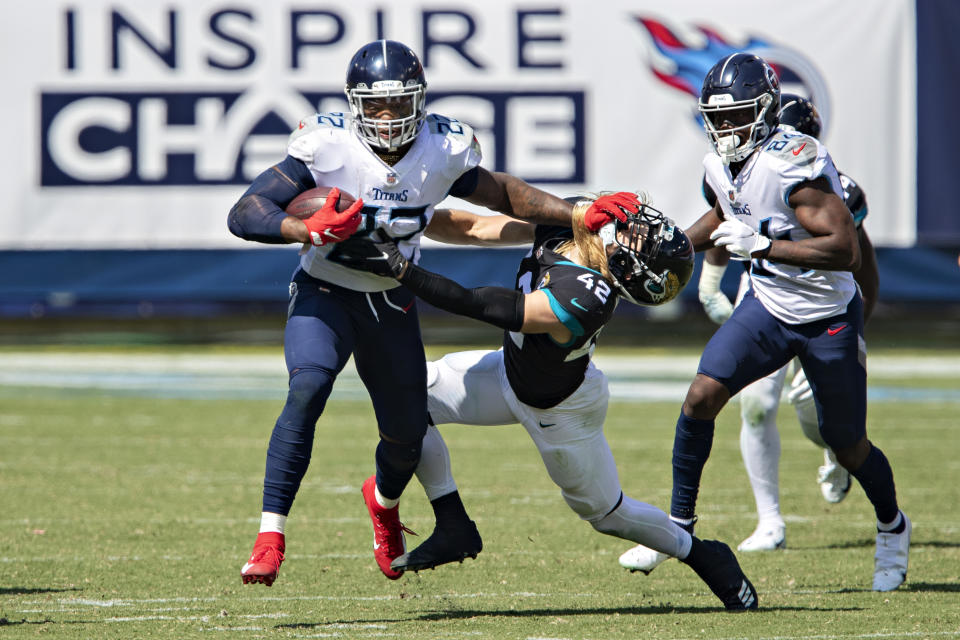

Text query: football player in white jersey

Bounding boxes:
[340,195,759,610]
[619,95,879,562]
[615,53,909,592]
[227,39,622,587]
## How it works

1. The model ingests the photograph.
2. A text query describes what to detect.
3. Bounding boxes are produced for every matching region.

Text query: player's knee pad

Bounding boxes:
[740,387,779,428]
[284,368,335,420]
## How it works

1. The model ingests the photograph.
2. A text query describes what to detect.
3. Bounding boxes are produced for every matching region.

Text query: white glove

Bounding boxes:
[787,367,813,405]
[710,219,771,261]
[697,261,733,324]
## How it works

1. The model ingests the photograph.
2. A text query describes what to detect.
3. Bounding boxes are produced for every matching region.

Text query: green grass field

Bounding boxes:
[1,346,959,639]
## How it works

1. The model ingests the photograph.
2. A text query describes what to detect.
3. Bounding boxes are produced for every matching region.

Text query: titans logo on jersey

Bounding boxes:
[286,111,481,292]
[504,226,618,409]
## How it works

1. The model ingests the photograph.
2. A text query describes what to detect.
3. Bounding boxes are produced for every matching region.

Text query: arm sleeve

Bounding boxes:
[400,263,525,331]
[227,155,316,243]
[447,166,480,198]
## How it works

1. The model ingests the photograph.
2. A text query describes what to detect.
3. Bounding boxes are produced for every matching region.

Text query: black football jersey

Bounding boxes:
[503,226,619,409]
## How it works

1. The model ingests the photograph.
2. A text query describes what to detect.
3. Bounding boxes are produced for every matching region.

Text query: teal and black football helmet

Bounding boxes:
[601,204,694,306]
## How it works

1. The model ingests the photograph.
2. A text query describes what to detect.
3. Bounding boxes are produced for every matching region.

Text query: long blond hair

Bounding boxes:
[555,192,649,281]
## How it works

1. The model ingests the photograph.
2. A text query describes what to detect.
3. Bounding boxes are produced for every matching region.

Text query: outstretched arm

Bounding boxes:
[425,209,535,246]
[339,232,570,340]
[460,167,573,227]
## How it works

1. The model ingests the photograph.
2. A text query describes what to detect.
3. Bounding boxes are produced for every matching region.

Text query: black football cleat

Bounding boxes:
[389,520,483,573]
[683,538,758,611]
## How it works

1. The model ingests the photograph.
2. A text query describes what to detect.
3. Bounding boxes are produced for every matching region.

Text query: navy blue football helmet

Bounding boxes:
[779,93,822,139]
[699,53,780,164]
[599,202,694,306]
[344,40,427,150]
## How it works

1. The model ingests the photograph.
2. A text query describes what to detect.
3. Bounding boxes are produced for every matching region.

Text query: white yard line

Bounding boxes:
[0,352,957,402]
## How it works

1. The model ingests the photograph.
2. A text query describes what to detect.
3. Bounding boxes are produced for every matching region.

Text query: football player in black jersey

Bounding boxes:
[341,194,760,611]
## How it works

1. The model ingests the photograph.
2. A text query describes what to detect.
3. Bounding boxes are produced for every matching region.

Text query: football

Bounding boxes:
[285,187,358,220]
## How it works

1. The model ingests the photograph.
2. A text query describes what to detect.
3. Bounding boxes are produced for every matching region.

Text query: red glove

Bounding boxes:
[303,188,364,246]
[583,192,641,232]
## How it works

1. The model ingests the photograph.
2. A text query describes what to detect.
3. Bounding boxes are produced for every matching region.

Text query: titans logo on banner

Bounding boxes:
[634,17,831,134]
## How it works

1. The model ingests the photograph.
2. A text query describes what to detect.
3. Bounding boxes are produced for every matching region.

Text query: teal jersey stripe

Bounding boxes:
[543,289,584,346]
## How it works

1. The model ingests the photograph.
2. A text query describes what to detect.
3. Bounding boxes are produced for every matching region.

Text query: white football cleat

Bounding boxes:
[737,521,786,552]
[817,449,851,503]
[618,545,670,574]
[873,512,911,592]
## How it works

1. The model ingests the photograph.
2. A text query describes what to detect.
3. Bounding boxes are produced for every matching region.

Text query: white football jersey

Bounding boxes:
[287,111,482,292]
[703,129,856,324]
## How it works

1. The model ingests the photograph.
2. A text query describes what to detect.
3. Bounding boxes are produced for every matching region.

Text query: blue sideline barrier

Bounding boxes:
[0,246,957,318]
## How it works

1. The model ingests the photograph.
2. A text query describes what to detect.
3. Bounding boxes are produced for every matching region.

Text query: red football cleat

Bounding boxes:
[361,475,416,580]
[241,531,285,586]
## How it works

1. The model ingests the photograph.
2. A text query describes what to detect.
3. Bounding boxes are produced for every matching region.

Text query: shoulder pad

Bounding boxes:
[288,112,352,144]
[425,113,480,153]
[764,131,819,167]
[287,112,353,167]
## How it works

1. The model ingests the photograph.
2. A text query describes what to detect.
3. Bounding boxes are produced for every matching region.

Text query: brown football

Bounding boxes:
[284,187,357,220]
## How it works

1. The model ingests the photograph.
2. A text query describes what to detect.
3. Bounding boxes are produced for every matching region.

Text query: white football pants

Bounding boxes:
[417,349,690,558]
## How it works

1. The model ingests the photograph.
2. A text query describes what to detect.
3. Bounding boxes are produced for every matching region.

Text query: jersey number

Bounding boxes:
[428,114,465,136]
[577,273,611,303]
[324,205,428,266]
[751,218,792,276]
[766,132,801,151]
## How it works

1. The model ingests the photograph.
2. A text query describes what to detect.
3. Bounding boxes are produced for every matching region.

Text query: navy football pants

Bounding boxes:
[699,289,866,449]
[261,269,428,515]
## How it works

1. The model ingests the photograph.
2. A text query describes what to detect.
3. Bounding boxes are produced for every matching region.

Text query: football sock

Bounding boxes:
[679,536,707,569]
[375,484,400,509]
[670,515,697,533]
[850,444,899,525]
[671,413,715,520]
[259,512,287,534]
[430,490,470,529]
[878,511,906,534]
[374,437,423,500]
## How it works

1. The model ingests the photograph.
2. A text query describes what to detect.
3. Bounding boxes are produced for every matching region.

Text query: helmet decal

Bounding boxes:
[633,18,831,138]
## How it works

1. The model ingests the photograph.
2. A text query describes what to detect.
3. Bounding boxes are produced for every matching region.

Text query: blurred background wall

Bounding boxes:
[1,0,958,343]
